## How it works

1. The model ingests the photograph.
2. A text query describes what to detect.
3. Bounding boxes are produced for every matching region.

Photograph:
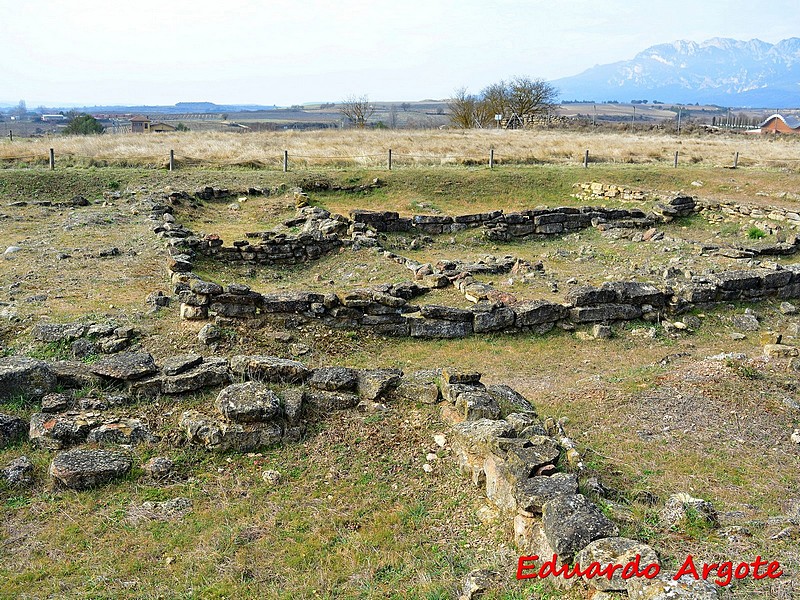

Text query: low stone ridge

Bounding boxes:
[49,448,133,490]
[31,320,136,356]
[90,352,158,381]
[229,355,309,383]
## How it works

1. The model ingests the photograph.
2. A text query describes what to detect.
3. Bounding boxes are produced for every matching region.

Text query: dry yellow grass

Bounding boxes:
[2,128,799,170]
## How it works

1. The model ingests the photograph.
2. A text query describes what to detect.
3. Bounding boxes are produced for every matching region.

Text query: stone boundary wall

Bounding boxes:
[571,182,647,202]
[160,196,697,270]
[171,266,800,338]
[149,194,800,340]
[697,199,800,229]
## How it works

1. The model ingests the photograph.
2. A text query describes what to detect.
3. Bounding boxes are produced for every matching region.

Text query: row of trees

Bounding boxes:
[448,77,558,128]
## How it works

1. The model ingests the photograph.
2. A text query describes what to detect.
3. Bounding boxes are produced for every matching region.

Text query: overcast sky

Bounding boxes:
[1,0,797,107]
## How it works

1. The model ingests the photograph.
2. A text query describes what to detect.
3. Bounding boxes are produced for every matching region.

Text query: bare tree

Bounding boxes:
[450,77,558,129]
[339,95,375,128]
[389,104,398,129]
[480,82,509,119]
[506,77,557,118]
[447,88,477,128]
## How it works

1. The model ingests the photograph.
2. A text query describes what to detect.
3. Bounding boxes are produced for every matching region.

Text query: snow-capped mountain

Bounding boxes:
[553,38,800,107]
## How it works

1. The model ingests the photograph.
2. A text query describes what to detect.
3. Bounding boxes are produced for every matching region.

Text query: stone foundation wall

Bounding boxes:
[571,182,647,202]
[172,264,800,337]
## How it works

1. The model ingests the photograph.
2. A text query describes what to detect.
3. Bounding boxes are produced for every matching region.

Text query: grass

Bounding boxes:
[2,129,799,172]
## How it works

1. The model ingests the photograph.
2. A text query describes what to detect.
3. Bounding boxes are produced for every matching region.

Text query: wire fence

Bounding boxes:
[1,148,799,171]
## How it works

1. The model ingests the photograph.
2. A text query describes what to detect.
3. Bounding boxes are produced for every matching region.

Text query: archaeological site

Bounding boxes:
[1,159,799,599]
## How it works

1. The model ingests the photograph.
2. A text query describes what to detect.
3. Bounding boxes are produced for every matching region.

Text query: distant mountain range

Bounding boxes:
[553,37,800,108]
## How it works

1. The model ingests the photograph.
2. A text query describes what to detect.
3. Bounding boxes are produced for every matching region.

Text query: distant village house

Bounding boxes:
[130,115,150,133]
[759,114,800,135]
[129,116,176,133]
[150,122,176,132]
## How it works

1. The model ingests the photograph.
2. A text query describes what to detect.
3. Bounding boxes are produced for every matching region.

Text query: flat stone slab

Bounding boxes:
[308,367,359,392]
[31,322,88,343]
[90,352,158,381]
[515,473,579,514]
[303,389,360,412]
[575,536,660,592]
[216,382,281,423]
[161,357,230,394]
[161,354,203,376]
[49,448,132,490]
[542,493,620,560]
[180,410,284,452]
[230,355,309,384]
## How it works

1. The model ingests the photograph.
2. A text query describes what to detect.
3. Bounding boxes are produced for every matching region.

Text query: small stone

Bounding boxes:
[591,324,612,339]
[198,323,221,345]
[434,434,447,447]
[459,569,498,600]
[791,429,800,444]
[2,455,34,485]
[290,343,311,356]
[41,392,70,413]
[49,448,133,490]
[660,492,718,529]
[261,469,282,485]
[780,302,797,315]
[142,456,175,479]
[422,463,433,473]
[0,413,27,447]
[4,246,22,254]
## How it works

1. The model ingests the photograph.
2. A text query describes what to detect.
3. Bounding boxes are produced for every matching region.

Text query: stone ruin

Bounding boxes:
[11,182,800,598]
[0,349,721,598]
[154,191,800,343]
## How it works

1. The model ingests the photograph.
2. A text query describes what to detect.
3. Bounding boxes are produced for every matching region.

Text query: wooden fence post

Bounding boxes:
[8,130,12,142]
[388,149,392,171]
[583,149,589,168]
[283,150,288,172]
[49,148,55,171]
[169,149,174,171]
[489,149,494,169]
[674,151,678,168]
[733,152,739,168]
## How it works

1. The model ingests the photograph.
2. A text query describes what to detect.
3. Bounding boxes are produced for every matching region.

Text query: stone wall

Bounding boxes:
[171,263,800,337]
[698,199,800,229]
[571,182,647,202]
